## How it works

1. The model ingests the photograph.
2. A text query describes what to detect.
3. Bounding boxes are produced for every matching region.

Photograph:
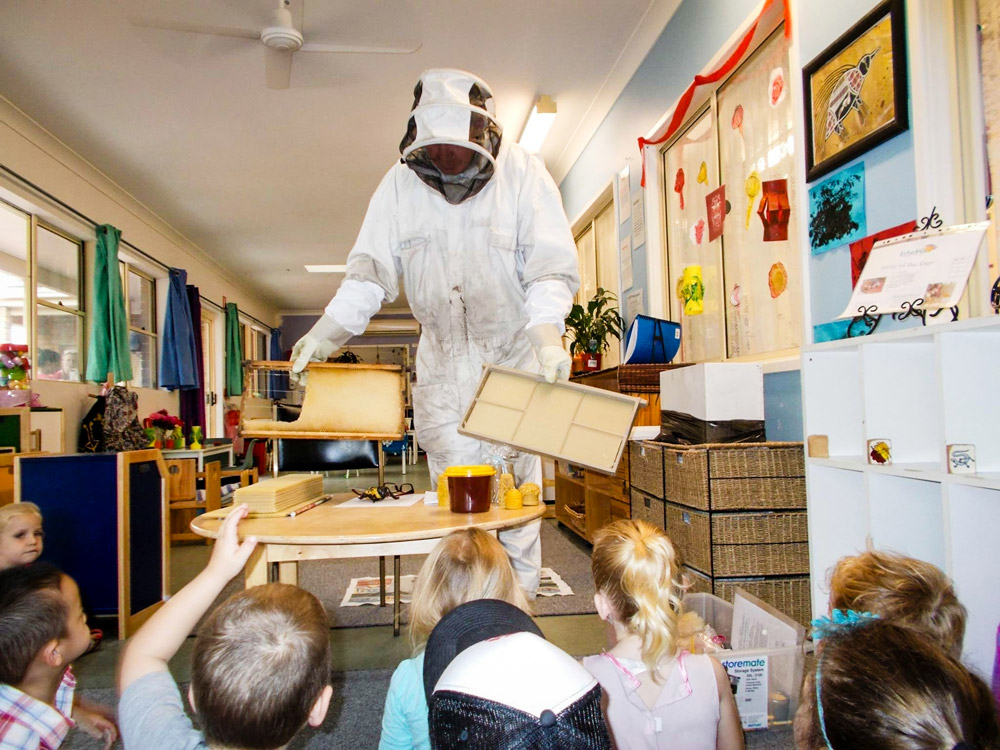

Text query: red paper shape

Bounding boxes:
[756,179,790,241]
[706,184,726,242]
[848,220,918,288]
[674,168,685,209]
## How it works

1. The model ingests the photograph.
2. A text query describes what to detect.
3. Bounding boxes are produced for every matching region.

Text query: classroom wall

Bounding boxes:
[0,95,280,450]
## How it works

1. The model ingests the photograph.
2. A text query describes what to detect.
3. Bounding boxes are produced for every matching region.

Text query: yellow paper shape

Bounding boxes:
[681,265,705,316]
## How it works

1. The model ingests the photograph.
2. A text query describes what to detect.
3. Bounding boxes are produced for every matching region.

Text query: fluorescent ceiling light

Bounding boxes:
[518,95,557,153]
[304,264,348,273]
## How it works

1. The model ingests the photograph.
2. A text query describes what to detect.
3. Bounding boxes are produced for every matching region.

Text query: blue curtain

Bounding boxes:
[268,327,288,399]
[85,224,132,383]
[159,268,200,391]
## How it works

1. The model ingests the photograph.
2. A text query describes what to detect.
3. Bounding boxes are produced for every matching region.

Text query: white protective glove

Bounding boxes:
[526,323,572,384]
[289,314,351,386]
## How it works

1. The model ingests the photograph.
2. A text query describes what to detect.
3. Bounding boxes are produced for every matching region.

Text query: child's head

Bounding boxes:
[0,502,43,570]
[591,519,684,675]
[828,548,966,656]
[408,528,530,648]
[0,562,91,686]
[191,583,331,749]
[795,619,999,750]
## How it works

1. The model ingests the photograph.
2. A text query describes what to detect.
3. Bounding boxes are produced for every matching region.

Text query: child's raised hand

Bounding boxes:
[207,504,258,581]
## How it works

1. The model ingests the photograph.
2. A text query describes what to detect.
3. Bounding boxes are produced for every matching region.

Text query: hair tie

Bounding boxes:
[811,609,879,642]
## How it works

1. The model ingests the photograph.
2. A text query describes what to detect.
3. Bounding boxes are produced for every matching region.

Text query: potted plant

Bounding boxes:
[564,288,624,373]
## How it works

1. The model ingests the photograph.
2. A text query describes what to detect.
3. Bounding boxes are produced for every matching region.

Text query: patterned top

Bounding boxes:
[0,667,76,750]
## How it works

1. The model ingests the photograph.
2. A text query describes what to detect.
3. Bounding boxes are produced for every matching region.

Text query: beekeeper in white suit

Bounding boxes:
[291,68,579,596]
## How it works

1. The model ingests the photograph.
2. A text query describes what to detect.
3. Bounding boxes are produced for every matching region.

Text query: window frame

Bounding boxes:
[31,217,85,382]
[120,261,158,388]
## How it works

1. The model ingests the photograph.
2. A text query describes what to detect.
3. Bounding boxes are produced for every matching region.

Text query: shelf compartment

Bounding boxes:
[805,464,868,619]
[946,483,1000,677]
[938,330,1000,472]
[860,342,942,464]
[867,473,945,571]
[802,350,862,457]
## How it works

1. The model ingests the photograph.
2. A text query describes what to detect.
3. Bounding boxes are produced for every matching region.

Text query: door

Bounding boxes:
[201,307,218,436]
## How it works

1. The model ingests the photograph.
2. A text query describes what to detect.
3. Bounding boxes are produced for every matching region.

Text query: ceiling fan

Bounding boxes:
[130,0,422,90]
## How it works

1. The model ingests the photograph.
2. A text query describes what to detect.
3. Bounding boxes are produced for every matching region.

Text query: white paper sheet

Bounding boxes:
[626,289,644,321]
[618,165,631,223]
[337,492,425,508]
[731,589,805,650]
[620,236,633,289]
[631,193,645,247]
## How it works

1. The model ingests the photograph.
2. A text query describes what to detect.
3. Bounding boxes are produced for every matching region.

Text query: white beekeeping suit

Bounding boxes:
[292,69,579,595]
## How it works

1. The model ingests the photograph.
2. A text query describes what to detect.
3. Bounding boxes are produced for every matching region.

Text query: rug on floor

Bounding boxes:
[340,566,574,607]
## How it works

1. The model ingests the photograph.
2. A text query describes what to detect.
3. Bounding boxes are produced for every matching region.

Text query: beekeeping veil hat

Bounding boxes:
[399,68,503,204]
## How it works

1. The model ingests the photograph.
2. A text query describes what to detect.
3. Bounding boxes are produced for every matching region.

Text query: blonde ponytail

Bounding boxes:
[592,519,685,679]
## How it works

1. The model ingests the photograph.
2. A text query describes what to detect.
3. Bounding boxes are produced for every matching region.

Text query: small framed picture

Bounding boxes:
[802,0,908,181]
[867,439,891,466]
[946,444,976,475]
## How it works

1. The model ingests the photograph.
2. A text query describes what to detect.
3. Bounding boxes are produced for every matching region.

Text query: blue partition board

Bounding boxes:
[128,458,163,615]
[21,454,119,615]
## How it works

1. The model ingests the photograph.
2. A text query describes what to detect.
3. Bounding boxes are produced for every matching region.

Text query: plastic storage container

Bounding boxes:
[682,592,805,731]
[443,465,496,513]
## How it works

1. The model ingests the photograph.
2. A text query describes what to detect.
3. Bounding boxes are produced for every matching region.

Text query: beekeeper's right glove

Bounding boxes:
[290,314,351,386]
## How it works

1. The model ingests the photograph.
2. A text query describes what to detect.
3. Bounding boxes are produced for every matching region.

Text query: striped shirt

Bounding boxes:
[0,667,76,750]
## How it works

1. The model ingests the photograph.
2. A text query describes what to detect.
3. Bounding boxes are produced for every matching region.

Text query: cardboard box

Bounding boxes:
[660,363,764,422]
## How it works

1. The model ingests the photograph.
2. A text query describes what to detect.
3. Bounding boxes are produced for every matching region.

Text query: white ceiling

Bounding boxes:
[0,0,678,312]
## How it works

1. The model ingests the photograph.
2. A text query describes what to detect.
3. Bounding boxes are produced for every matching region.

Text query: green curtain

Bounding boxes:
[225,302,243,397]
[85,224,133,383]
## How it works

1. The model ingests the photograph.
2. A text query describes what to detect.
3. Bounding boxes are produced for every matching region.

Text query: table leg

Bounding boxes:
[277,562,298,586]
[393,554,401,637]
[245,545,268,588]
[379,556,386,607]
[377,442,385,487]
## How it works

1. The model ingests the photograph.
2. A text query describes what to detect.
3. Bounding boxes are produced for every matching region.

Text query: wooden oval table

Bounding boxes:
[191,494,546,635]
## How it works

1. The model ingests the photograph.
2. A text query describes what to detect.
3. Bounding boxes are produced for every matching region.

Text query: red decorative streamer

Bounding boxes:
[637,0,791,186]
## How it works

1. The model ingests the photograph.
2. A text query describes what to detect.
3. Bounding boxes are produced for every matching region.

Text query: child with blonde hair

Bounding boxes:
[827,548,966,657]
[0,502,44,570]
[585,519,743,750]
[379,527,531,750]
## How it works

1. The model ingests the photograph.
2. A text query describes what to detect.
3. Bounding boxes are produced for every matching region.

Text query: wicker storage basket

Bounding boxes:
[617,363,689,393]
[682,566,812,625]
[629,441,665,498]
[666,504,810,576]
[630,488,666,531]
[664,442,805,511]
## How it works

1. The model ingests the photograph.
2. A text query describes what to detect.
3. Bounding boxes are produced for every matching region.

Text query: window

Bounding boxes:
[121,262,157,388]
[0,201,29,350]
[574,199,621,367]
[660,27,801,362]
[243,323,269,396]
[35,224,83,381]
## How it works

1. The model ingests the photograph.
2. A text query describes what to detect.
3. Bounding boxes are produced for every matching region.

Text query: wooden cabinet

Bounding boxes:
[554,451,629,543]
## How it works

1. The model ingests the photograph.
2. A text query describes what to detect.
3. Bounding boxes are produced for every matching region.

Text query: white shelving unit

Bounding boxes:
[802,316,1000,677]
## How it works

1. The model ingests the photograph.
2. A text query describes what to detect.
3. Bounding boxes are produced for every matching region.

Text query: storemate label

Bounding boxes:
[720,655,769,730]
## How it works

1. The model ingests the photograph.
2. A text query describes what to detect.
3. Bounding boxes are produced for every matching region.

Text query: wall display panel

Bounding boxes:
[663,109,725,362]
[717,30,802,357]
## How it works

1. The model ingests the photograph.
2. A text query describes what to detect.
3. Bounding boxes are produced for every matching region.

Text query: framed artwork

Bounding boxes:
[802,0,908,182]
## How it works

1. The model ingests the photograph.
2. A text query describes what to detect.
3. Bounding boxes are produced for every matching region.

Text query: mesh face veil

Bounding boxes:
[399,68,503,204]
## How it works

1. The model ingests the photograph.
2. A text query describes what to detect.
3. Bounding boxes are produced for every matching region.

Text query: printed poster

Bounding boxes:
[838,223,988,318]
[631,193,645,248]
[809,162,867,254]
[849,220,917,287]
[720,654,769,730]
[618,165,631,224]
[620,236,633,289]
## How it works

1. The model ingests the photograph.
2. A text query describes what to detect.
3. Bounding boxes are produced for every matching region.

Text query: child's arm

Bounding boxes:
[72,697,117,750]
[710,656,745,750]
[118,505,257,693]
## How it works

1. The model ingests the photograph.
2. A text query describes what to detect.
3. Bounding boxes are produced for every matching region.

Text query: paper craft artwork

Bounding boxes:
[768,262,788,298]
[946,444,976,474]
[756,179,791,241]
[744,171,761,229]
[732,104,745,159]
[867,439,891,465]
[730,284,742,307]
[839,222,988,318]
[809,162,867,254]
[769,67,786,107]
[706,185,726,241]
[681,265,705,316]
[675,168,686,209]
[697,161,708,184]
[812,319,851,343]
[689,218,706,246]
[848,220,917,287]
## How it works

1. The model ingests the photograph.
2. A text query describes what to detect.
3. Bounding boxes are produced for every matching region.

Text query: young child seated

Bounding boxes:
[0,502,44,570]
[795,616,999,749]
[584,519,744,750]
[425,598,612,749]
[118,505,333,750]
[0,562,118,749]
[828,548,966,657]
[379,528,531,750]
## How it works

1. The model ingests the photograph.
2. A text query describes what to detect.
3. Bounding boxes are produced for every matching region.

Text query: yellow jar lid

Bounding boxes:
[442,464,496,477]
